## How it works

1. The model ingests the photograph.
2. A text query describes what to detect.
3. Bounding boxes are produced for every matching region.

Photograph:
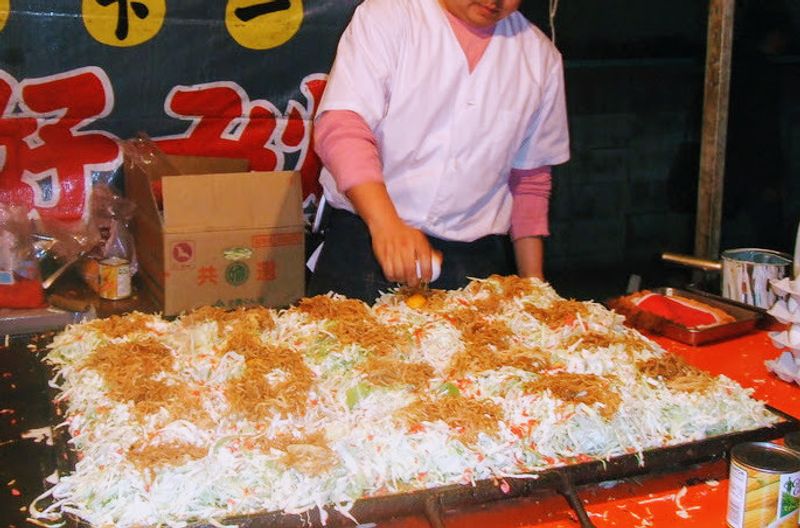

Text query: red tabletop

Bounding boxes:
[377,326,797,527]
[655,330,800,419]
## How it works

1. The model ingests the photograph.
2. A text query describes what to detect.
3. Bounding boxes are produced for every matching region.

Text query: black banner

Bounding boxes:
[1,0,361,219]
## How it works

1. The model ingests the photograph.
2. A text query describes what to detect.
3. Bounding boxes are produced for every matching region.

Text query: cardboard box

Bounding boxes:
[125,154,305,316]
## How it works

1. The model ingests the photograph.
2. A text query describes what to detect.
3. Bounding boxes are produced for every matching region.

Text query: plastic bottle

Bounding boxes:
[98,214,135,300]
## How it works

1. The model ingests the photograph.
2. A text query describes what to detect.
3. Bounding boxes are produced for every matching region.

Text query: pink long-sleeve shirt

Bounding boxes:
[314,7,553,240]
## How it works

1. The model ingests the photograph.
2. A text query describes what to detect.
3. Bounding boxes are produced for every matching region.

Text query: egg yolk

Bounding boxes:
[406,293,427,309]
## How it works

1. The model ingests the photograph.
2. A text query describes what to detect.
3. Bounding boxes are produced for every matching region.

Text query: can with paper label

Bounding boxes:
[727,442,800,528]
[99,257,131,300]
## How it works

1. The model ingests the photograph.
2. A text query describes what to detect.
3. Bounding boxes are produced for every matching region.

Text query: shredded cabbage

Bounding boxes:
[31,277,778,527]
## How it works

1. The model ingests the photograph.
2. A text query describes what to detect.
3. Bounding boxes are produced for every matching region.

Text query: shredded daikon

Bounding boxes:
[32,276,777,527]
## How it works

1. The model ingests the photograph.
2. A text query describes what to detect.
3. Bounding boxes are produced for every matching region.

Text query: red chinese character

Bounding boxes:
[0,68,121,220]
[156,82,279,168]
[155,74,327,199]
[278,74,327,199]
[197,265,218,285]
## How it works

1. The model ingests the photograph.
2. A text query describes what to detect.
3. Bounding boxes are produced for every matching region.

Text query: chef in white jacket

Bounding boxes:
[309,0,570,303]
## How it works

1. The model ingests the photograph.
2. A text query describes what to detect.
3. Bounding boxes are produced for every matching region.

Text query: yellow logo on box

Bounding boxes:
[225,0,303,50]
[223,247,253,262]
[82,0,165,47]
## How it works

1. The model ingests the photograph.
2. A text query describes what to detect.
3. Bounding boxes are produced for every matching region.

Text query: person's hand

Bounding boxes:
[368,216,437,287]
[346,181,441,287]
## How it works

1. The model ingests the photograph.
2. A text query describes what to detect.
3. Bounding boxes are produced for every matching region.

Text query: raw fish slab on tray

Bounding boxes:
[606,287,762,346]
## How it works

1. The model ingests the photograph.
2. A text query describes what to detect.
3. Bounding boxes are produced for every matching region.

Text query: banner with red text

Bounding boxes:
[0,1,360,220]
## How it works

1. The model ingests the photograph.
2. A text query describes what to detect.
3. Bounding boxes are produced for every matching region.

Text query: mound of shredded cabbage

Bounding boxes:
[31,276,777,527]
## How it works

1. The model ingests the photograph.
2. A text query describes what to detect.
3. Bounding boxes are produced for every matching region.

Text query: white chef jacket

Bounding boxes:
[318,0,570,242]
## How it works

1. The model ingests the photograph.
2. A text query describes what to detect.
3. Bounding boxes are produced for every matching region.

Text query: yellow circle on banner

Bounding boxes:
[225,0,303,50]
[82,0,165,47]
[0,0,9,32]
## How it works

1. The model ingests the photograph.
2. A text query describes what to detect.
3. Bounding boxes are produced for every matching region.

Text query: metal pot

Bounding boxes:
[662,248,793,309]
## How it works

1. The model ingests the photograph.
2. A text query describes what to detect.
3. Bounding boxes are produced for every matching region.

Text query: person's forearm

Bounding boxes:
[513,236,544,279]
[316,111,437,286]
[346,181,435,286]
[346,181,403,234]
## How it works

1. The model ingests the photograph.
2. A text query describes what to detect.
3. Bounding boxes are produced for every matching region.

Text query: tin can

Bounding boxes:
[727,442,800,528]
[98,257,131,300]
[785,432,800,455]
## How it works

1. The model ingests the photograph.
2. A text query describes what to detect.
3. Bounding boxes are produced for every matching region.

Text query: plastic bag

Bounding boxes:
[79,184,138,293]
[0,205,46,309]
[121,133,182,214]
[32,215,102,289]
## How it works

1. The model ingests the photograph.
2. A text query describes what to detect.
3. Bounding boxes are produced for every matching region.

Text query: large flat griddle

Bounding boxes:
[53,400,798,528]
[216,405,797,528]
[20,309,795,528]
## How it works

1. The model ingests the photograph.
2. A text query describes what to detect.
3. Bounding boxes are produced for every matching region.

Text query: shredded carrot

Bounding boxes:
[399,394,502,443]
[524,299,591,329]
[223,331,314,419]
[86,312,154,339]
[361,354,435,391]
[292,295,410,355]
[127,440,207,475]
[637,354,714,393]
[524,372,621,419]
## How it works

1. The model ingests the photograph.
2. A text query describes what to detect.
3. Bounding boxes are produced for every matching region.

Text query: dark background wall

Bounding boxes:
[1,0,797,300]
[518,0,800,299]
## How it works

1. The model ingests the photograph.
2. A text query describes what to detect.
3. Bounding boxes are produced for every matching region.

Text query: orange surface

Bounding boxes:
[373,326,797,527]
[653,328,800,419]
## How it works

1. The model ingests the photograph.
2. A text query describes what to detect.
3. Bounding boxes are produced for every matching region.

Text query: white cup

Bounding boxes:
[415,252,442,283]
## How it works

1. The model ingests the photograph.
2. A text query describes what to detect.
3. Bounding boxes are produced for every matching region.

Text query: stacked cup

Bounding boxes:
[765,277,800,384]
